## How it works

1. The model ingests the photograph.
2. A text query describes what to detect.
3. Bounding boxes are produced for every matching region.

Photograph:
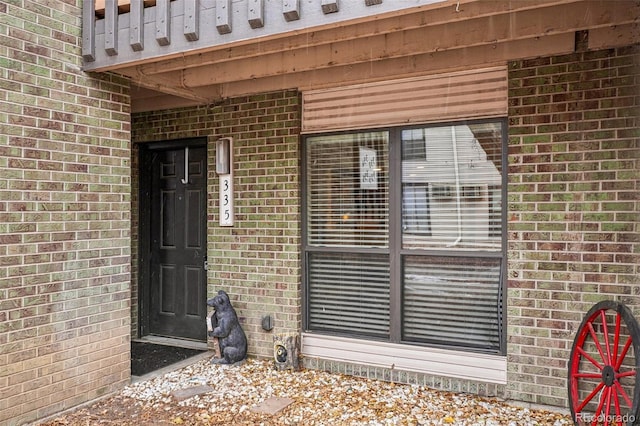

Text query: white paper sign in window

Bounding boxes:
[359,147,377,190]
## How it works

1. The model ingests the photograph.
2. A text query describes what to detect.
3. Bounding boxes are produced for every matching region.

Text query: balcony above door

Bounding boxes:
[84,0,444,69]
[82,0,639,113]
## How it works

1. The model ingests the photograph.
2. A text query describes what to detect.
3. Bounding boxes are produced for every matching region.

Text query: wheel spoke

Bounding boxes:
[614,380,633,408]
[614,336,632,371]
[578,345,604,371]
[574,373,603,379]
[603,386,612,426]
[615,370,636,379]
[593,386,608,426]
[612,384,621,417]
[612,312,621,368]
[576,381,605,413]
[588,322,609,366]
[600,310,612,365]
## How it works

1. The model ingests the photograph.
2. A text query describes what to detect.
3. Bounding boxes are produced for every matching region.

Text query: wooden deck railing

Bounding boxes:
[94,0,158,18]
[82,0,396,66]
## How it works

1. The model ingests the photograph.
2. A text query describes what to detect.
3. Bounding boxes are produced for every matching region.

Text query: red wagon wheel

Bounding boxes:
[568,300,640,425]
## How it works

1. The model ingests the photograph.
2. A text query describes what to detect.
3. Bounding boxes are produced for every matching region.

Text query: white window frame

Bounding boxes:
[302,333,507,384]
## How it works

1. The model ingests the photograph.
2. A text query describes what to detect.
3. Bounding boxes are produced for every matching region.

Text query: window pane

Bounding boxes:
[402,123,503,250]
[306,132,389,248]
[308,252,390,338]
[303,121,505,354]
[403,256,501,351]
[402,183,431,236]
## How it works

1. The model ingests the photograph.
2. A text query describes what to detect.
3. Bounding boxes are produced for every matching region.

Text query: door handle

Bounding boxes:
[181,146,189,184]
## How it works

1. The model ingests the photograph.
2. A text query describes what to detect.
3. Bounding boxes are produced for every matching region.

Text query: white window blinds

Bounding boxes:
[308,253,390,338]
[403,256,502,351]
[306,132,389,248]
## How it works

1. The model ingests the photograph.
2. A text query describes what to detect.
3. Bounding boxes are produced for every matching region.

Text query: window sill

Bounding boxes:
[301,333,507,384]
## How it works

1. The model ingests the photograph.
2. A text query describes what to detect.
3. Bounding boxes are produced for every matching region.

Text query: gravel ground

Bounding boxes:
[40,356,572,426]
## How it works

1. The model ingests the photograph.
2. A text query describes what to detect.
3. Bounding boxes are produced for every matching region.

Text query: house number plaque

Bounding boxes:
[219,174,234,226]
[217,137,234,226]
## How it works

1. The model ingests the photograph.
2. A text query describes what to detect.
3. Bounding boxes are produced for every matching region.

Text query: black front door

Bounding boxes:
[140,140,207,341]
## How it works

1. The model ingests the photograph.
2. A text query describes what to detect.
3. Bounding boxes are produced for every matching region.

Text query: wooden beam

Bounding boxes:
[127,69,213,103]
[82,0,96,61]
[589,23,640,50]
[184,0,199,41]
[227,33,575,94]
[104,0,118,56]
[174,1,632,88]
[132,92,203,113]
[216,0,232,35]
[131,31,574,109]
[129,0,600,77]
[119,0,639,111]
[129,0,144,51]
[321,0,339,15]
[248,0,264,29]
[131,85,166,100]
[283,0,300,22]
[155,0,171,46]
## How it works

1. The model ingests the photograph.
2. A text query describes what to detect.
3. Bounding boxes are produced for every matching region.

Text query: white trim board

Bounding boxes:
[302,333,507,384]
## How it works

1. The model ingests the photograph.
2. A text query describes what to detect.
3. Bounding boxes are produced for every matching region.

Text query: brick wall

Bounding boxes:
[507,46,640,407]
[131,91,302,358]
[129,46,640,409]
[0,1,131,424]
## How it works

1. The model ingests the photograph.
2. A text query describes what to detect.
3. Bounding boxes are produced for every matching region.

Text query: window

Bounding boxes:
[306,132,389,248]
[303,120,506,354]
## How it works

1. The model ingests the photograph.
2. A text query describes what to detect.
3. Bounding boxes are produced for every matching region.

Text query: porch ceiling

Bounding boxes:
[91,0,639,113]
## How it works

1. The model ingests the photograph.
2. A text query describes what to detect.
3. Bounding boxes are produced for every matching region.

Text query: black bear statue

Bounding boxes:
[206,290,247,365]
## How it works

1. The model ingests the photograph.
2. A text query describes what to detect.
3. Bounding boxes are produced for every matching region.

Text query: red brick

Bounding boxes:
[508,46,639,407]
